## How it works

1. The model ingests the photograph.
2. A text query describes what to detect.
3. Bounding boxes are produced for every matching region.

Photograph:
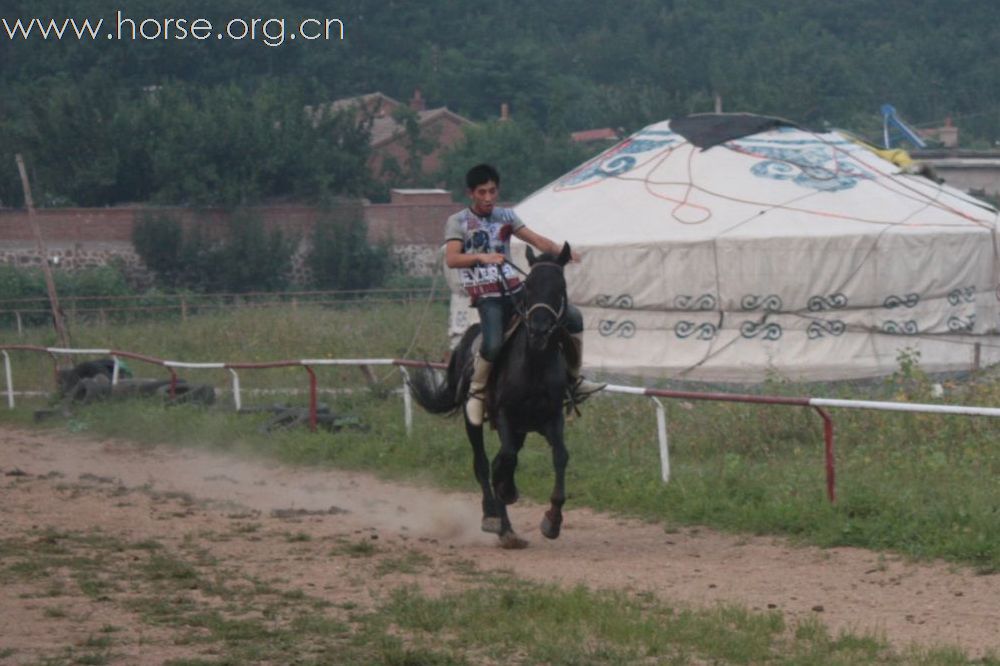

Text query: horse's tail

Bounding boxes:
[407,324,478,416]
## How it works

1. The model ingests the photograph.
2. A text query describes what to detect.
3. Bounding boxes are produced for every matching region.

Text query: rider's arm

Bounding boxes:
[513,227,582,262]
[444,239,505,268]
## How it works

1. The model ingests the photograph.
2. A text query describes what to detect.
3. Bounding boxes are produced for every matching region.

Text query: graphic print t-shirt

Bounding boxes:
[444,207,525,302]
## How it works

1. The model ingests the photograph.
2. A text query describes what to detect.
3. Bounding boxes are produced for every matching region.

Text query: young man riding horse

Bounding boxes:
[444,163,605,426]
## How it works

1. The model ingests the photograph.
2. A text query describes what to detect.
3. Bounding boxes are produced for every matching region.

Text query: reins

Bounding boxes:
[502,258,529,277]
[497,258,566,338]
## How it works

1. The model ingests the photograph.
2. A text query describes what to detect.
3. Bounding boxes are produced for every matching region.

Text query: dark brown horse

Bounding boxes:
[408,243,575,548]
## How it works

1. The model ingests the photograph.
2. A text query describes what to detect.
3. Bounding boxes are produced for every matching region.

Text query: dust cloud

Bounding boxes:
[3,428,489,544]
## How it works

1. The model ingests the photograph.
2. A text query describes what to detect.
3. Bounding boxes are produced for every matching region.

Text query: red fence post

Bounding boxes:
[304,365,317,432]
[813,406,836,504]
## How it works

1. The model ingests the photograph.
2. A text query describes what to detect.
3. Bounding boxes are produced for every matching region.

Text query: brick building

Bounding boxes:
[320,90,473,186]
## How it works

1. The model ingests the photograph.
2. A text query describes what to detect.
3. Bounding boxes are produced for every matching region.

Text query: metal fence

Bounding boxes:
[6,343,1000,505]
[0,287,448,332]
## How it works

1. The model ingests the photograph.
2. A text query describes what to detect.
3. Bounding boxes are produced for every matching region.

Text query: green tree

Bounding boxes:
[132,211,185,286]
[307,215,391,291]
[377,105,440,187]
[209,210,296,292]
[438,120,595,202]
[8,72,131,206]
[8,0,1000,204]
[132,209,295,292]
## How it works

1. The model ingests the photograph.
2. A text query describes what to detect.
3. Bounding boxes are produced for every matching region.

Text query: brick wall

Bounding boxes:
[0,199,466,284]
[0,204,344,243]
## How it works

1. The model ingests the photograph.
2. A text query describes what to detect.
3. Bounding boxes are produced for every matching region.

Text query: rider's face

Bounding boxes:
[468,180,498,216]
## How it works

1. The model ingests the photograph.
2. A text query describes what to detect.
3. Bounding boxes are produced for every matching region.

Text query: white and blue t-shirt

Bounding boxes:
[444,207,525,302]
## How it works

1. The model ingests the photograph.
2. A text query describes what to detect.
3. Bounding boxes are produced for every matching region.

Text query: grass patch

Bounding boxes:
[331,538,379,558]
[142,552,202,587]
[359,578,979,665]
[42,605,70,618]
[1,525,994,664]
[375,550,433,576]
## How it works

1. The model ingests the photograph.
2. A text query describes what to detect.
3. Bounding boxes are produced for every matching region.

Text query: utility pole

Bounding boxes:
[15,154,71,351]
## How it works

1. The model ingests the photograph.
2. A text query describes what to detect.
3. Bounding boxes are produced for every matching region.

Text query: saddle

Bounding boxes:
[463,316,583,418]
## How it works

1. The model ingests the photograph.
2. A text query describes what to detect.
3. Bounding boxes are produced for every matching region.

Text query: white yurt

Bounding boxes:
[448,114,1000,382]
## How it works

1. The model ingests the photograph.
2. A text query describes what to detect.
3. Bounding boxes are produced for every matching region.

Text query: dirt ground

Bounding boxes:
[2,425,999,663]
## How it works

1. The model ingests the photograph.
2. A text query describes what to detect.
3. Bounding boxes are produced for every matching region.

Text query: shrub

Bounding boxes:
[132,209,296,293]
[308,215,392,291]
[205,211,297,293]
[58,265,131,299]
[0,264,133,327]
[132,211,184,286]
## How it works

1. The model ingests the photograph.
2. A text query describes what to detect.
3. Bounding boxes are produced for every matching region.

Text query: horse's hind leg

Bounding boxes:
[540,416,568,540]
[465,417,501,534]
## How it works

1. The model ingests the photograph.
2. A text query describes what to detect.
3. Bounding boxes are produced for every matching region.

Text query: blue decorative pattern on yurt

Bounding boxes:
[730,130,876,192]
[558,127,681,186]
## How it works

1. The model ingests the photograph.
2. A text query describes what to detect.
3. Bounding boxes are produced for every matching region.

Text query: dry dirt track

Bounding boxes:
[2,425,999,662]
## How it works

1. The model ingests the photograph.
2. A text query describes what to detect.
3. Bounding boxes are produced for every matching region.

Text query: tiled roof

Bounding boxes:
[571,128,621,143]
[319,92,473,147]
[327,92,400,115]
[370,107,472,147]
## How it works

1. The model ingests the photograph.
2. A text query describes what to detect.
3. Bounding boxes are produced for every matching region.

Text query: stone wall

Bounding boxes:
[0,240,153,288]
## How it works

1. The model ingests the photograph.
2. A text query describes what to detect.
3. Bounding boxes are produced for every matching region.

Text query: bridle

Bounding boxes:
[502,259,566,343]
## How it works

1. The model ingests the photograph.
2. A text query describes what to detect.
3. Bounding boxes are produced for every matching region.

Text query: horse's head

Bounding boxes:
[522,243,571,352]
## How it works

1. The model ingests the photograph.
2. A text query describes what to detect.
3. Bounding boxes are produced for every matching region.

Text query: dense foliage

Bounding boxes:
[0,264,134,326]
[0,78,371,207]
[132,210,296,292]
[438,120,595,201]
[307,214,392,291]
[3,0,1000,206]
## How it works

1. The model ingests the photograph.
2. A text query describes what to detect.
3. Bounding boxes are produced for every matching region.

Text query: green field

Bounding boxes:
[2,303,999,664]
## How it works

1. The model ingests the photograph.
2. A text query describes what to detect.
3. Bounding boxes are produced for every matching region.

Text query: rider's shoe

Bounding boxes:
[566,332,605,405]
[465,353,492,426]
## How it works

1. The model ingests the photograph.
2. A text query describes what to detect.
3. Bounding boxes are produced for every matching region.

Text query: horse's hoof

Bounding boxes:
[498,531,529,550]
[481,516,502,534]
[540,512,562,540]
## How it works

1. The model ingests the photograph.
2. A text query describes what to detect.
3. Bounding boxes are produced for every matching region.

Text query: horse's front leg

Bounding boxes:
[540,414,568,539]
[491,414,525,507]
[465,416,501,534]
[491,414,529,549]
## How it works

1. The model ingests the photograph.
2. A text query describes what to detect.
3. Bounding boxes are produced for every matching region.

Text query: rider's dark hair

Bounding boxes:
[466,163,501,190]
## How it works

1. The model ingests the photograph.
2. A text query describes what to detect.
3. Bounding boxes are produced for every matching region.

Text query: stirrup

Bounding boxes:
[571,376,605,404]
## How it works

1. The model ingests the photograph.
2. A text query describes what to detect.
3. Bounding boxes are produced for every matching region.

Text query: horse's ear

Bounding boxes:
[525,245,537,265]
[558,242,572,266]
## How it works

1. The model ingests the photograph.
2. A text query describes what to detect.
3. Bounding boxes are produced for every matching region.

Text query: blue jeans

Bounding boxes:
[476,296,583,362]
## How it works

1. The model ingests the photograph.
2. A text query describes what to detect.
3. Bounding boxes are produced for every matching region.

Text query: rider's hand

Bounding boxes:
[480,253,506,265]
